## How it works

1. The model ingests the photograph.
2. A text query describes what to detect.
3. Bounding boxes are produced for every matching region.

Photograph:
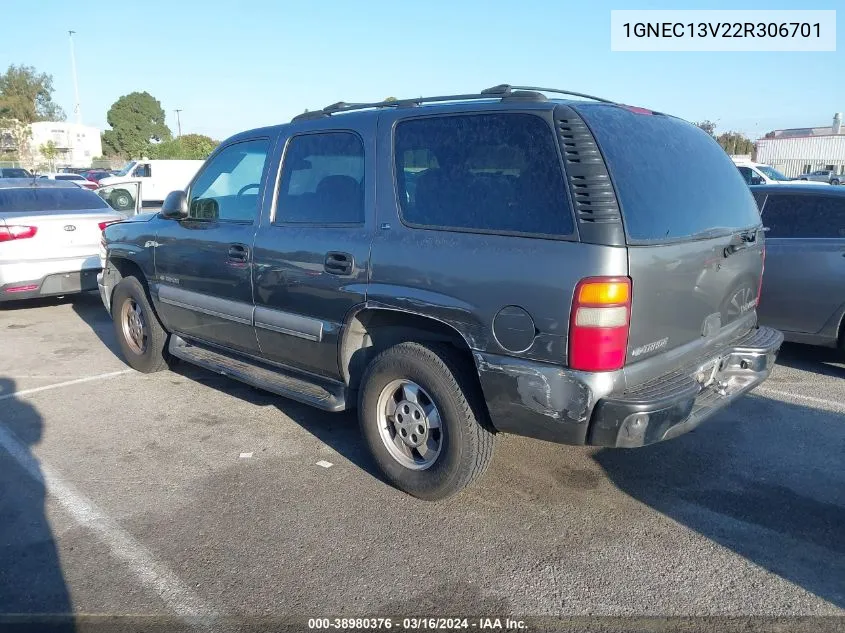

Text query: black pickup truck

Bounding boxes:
[99,85,782,500]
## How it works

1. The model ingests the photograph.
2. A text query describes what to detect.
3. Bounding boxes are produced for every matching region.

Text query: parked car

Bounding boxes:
[83,170,114,183]
[799,169,842,185]
[0,167,33,178]
[0,179,125,302]
[97,160,204,211]
[99,85,782,500]
[751,184,845,350]
[37,172,99,191]
[734,160,828,186]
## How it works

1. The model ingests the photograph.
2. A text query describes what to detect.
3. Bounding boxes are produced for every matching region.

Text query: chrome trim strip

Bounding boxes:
[254,305,324,342]
[159,296,253,325]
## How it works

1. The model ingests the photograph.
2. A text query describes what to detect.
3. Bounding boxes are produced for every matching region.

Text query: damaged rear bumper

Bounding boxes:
[475,326,783,448]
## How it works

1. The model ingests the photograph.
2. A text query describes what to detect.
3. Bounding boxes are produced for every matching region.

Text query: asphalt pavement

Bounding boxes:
[0,293,843,631]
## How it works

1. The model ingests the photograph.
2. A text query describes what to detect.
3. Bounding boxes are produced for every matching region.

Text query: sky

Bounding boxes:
[2,0,843,142]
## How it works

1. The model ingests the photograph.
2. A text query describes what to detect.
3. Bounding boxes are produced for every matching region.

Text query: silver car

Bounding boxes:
[0,179,125,302]
[752,184,845,350]
[799,169,842,185]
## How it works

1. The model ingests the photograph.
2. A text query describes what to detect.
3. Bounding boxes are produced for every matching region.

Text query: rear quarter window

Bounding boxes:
[0,187,109,212]
[394,113,574,237]
[577,104,761,243]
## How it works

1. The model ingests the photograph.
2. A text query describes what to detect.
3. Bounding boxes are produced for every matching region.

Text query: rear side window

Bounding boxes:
[0,168,32,178]
[0,187,108,212]
[394,113,574,237]
[276,132,364,224]
[577,105,761,242]
[762,194,845,238]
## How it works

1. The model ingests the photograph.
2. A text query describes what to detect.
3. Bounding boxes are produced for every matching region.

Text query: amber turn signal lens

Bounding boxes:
[577,281,630,305]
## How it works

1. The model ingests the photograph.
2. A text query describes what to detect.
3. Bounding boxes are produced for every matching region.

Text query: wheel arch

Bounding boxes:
[340,306,479,392]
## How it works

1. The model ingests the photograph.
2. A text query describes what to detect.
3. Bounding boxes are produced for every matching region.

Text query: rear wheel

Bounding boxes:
[111,276,169,373]
[832,179,840,186]
[358,342,495,500]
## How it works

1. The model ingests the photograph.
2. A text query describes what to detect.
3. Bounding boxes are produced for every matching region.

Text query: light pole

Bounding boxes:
[174,109,183,138]
[68,31,81,125]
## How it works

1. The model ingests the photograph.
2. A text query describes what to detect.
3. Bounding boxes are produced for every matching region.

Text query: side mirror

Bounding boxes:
[161,190,189,219]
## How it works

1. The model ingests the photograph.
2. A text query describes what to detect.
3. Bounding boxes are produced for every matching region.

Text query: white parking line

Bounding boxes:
[0,424,217,627]
[756,386,845,411]
[0,370,133,402]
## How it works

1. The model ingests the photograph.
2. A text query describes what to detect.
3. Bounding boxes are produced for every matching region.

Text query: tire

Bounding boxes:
[832,179,840,186]
[358,342,495,501]
[111,189,133,211]
[111,276,169,373]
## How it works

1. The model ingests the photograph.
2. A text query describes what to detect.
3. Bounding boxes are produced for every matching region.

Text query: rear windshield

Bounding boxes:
[577,104,761,243]
[0,168,32,178]
[0,187,109,212]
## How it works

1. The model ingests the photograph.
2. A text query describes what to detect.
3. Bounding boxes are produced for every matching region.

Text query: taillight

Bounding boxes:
[569,277,632,372]
[98,221,117,231]
[0,225,38,242]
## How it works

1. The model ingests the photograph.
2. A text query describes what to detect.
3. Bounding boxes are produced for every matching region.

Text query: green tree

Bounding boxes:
[150,133,217,160]
[101,92,171,158]
[716,131,754,156]
[39,140,58,170]
[384,96,398,103]
[0,64,65,123]
[694,120,717,137]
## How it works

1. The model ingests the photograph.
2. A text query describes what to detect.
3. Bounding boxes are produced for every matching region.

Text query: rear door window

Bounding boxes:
[394,113,574,237]
[762,194,845,238]
[576,104,761,243]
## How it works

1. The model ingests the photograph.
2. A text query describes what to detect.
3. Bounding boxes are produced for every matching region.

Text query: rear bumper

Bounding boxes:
[476,326,783,448]
[0,269,101,302]
[588,326,783,447]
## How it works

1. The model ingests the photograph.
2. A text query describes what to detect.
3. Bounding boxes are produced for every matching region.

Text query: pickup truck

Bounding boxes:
[98,85,782,500]
[799,169,842,185]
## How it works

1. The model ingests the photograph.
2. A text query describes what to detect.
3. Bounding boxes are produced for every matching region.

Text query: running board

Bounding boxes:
[168,335,347,412]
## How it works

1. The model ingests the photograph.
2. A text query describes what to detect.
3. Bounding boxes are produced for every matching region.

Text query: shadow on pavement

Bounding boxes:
[593,394,845,609]
[69,291,124,358]
[774,342,845,379]
[170,362,386,484]
[0,377,75,631]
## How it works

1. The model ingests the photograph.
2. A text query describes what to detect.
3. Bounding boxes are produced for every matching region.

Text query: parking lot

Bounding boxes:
[1,292,844,629]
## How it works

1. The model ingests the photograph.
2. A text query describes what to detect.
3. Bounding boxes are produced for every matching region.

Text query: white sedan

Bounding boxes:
[37,172,99,191]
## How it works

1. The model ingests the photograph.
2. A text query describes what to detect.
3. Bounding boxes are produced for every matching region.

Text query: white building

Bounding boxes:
[755,113,845,178]
[0,121,102,169]
[29,121,103,169]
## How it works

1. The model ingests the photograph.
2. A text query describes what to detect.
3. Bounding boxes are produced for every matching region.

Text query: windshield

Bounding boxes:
[115,161,137,177]
[757,165,789,181]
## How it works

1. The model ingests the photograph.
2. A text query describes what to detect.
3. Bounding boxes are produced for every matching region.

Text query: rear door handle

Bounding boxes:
[324,251,354,276]
[228,243,248,261]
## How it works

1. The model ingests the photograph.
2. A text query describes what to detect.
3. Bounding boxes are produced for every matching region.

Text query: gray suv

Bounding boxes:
[98,85,783,500]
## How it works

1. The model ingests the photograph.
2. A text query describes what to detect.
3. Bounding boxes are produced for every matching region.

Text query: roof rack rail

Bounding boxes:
[481,84,617,104]
[291,84,616,122]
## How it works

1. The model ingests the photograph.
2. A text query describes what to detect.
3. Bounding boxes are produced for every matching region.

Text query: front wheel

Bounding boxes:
[111,276,169,373]
[832,179,840,186]
[358,342,495,500]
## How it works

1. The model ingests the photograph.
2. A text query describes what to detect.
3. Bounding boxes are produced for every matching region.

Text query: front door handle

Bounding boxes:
[228,243,248,261]
[324,251,354,276]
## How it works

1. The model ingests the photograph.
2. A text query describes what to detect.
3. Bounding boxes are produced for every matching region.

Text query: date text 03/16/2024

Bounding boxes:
[307,617,528,630]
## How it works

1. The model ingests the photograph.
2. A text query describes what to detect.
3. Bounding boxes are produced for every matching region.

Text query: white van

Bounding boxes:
[97,160,204,209]
[733,159,829,186]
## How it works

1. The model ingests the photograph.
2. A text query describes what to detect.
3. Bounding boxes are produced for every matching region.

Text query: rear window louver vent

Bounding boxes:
[556,117,621,226]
